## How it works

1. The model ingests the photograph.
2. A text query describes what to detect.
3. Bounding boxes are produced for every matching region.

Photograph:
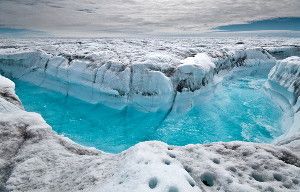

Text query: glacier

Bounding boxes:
[0,37,300,192]
[0,38,284,111]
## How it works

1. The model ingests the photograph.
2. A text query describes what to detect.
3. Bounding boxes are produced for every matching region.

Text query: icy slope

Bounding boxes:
[267,56,300,151]
[0,75,300,192]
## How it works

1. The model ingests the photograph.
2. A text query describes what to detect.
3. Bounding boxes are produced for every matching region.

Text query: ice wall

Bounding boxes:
[266,46,300,60]
[267,56,300,151]
[0,47,276,112]
[268,57,300,109]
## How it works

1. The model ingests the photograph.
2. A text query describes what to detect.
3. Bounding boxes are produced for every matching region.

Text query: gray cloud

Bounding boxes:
[0,0,299,36]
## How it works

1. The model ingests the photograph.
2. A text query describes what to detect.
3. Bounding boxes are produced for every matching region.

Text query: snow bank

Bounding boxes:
[0,114,299,192]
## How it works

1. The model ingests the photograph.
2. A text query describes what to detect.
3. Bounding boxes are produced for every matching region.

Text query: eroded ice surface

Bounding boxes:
[15,68,284,153]
[0,38,300,192]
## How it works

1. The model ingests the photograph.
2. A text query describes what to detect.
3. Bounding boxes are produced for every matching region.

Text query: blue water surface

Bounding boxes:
[14,72,284,153]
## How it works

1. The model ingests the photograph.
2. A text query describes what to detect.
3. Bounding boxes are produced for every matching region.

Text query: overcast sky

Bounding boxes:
[0,0,300,36]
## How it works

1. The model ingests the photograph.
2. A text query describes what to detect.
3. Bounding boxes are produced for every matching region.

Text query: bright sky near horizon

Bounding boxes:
[0,0,300,36]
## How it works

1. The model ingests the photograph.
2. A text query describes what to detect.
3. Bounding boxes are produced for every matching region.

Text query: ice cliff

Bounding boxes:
[0,38,279,111]
[268,56,300,152]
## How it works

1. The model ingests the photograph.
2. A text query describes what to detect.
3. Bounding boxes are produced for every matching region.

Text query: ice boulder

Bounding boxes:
[0,75,23,112]
[174,53,215,92]
[131,63,175,112]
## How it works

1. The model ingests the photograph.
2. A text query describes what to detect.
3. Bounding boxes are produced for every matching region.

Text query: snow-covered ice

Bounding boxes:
[0,37,300,191]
